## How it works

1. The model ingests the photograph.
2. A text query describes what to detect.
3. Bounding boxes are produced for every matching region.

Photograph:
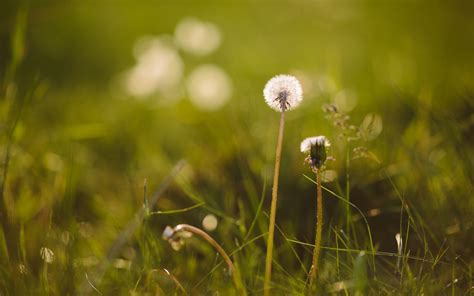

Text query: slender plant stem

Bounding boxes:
[148,269,186,294]
[264,111,285,296]
[308,169,323,289]
[175,224,235,272]
[79,161,186,294]
[345,145,350,234]
[173,224,246,295]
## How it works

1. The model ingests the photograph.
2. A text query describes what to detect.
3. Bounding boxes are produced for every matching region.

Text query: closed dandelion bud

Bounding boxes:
[40,247,55,264]
[263,74,303,112]
[300,136,330,170]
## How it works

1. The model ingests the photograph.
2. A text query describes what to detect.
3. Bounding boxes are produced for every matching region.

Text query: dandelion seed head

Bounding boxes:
[300,136,330,153]
[263,74,303,112]
[301,136,330,170]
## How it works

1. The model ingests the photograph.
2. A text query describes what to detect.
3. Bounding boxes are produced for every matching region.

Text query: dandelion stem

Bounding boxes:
[308,169,323,290]
[172,224,246,295]
[264,111,285,296]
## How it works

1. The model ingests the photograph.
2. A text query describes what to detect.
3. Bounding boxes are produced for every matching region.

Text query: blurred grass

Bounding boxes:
[1,0,473,294]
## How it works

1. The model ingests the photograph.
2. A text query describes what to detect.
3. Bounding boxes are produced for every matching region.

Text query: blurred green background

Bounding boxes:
[1,0,473,294]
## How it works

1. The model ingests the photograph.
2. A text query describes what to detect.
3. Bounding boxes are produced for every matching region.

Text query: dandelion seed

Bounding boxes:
[301,136,331,170]
[263,74,303,112]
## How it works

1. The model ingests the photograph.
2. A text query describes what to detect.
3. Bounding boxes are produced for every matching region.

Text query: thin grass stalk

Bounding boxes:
[146,269,186,294]
[78,161,186,294]
[264,111,285,296]
[303,174,377,272]
[192,233,266,290]
[345,145,351,235]
[308,169,323,289]
[172,224,246,295]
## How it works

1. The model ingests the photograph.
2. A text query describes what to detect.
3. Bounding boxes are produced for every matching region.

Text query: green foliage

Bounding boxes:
[1,0,473,294]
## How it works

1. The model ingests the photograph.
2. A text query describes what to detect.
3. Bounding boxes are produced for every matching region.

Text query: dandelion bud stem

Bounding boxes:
[308,169,323,290]
[300,136,329,291]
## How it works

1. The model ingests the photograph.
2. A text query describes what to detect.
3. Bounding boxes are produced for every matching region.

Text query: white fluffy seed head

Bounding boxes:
[300,136,330,153]
[263,74,303,112]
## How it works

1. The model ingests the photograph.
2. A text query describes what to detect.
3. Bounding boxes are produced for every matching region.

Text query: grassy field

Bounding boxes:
[1,1,473,295]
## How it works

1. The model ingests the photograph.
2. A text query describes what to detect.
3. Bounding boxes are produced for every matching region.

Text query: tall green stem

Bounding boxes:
[264,111,285,296]
[309,169,323,289]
